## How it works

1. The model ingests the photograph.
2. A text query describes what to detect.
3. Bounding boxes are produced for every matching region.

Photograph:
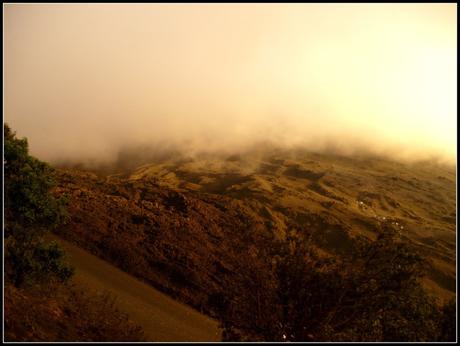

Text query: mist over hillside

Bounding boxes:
[4,4,456,342]
[52,139,455,179]
[5,4,456,166]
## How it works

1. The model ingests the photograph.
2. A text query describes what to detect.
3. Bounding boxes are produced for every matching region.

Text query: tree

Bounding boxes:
[221,223,447,342]
[4,123,73,287]
[4,124,69,236]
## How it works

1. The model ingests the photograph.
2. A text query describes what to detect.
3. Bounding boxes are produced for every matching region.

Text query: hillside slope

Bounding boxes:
[53,150,455,326]
[49,235,221,341]
[54,168,273,318]
[125,149,456,302]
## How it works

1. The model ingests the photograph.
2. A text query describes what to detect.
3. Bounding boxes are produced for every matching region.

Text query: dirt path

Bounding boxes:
[49,236,222,342]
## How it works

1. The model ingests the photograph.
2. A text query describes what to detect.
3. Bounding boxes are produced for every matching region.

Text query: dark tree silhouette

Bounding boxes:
[221,224,452,342]
[4,123,73,286]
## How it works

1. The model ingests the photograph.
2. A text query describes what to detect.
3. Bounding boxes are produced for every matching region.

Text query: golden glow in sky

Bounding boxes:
[4,4,457,162]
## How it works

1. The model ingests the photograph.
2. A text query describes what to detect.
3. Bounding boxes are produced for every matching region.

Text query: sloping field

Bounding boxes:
[50,236,222,342]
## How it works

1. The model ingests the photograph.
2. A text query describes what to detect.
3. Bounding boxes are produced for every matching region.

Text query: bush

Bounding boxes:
[439,298,456,342]
[4,123,69,236]
[65,288,145,341]
[4,123,73,287]
[4,283,144,342]
[221,224,450,342]
[5,226,74,287]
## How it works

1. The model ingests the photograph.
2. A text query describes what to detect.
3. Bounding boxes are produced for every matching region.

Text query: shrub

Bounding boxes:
[221,224,449,342]
[5,228,74,287]
[439,298,456,342]
[4,283,144,342]
[4,123,73,287]
[4,123,69,237]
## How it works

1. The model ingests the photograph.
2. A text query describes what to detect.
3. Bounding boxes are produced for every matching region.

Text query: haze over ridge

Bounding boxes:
[4,4,457,165]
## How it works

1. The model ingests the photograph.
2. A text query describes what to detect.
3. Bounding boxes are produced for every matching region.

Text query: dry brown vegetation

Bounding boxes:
[4,282,144,342]
[51,148,456,341]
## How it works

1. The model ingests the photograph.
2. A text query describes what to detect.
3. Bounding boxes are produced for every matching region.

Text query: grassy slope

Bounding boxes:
[50,235,222,341]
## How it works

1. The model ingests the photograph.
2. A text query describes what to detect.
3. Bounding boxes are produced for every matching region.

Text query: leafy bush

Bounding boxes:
[4,124,69,235]
[4,123,73,286]
[5,232,74,287]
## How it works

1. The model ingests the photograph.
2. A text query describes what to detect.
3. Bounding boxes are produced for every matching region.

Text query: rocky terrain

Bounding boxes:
[54,148,456,309]
[54,168,274,317]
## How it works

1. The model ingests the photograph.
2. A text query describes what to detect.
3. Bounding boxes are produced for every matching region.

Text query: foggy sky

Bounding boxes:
[4,4,457,164]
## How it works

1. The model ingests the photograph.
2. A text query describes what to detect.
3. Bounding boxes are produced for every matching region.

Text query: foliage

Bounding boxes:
[439,298,457,342]
[4,123,73,287]
[4,124,145,341]
[64,288,145,341]
[5,232,74,287]
[221,224,453,342]
[4,123,69,237]
[4,283,144,342]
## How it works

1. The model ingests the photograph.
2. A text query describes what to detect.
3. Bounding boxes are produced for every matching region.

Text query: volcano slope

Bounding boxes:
[54,148,456,339]
[124,149,456,301]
